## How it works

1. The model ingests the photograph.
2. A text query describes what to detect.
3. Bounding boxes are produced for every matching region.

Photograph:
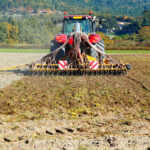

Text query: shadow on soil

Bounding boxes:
[1,69,129,77]
[1,69,31,76]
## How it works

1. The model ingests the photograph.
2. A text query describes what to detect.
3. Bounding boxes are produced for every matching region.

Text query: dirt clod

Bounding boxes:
[65,128,74,133]
[77,127,85,132]
[106,136,117,147]
[4,137,11,142]
[18,136,24,141]
[55,129,65,134]
[46,130,53,135]
[25,140,29,144]
[122,121,132,126]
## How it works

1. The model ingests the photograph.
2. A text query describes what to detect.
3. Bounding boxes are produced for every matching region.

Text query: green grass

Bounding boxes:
[0,48,150,53]
[0,48,49,53]
[106,50,150,53]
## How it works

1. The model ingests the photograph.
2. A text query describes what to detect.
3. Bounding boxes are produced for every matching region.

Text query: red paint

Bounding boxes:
[89,11,93,15]
[55,34,101,44]
[88,34,101,44]
[64,11,67,15]
[55,34,67,43]
[68,37,73,45]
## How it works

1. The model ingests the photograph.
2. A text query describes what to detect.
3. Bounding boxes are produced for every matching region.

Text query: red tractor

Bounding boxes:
[30,12,131,75]
[50,13,105,59]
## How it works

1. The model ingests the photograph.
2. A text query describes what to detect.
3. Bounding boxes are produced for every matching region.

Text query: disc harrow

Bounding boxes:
[30,61,130,76]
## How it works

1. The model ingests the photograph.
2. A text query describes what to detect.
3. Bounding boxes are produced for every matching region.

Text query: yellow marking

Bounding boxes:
[103,58,110,64]
[86,55,97,61]
[36,64,58,66]
[0,64,27,71]
[73,16,82,19]
[36,64,47,66]
[100,64,112,66]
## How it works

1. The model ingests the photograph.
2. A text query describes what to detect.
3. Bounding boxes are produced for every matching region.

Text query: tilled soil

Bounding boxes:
[0,53,150,150]
[0,118,150,150]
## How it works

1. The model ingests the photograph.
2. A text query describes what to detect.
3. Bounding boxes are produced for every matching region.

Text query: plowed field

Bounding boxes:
[0,53,150,150]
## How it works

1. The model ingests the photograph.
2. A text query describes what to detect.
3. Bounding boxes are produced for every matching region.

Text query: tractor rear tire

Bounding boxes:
[50,40,65,59]
[90,40,105,59]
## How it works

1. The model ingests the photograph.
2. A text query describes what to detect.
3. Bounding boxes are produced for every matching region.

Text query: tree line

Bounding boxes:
[0,0,149,16]
[0,9,149,48]
[0,14,62,47]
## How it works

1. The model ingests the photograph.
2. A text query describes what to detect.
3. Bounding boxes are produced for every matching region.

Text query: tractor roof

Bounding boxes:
[64,15,92,19]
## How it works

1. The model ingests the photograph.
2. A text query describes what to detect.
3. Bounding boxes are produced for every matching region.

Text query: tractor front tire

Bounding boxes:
[50,40,65,59]
[90,40,105,59]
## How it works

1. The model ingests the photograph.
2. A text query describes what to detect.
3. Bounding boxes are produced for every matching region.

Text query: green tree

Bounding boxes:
[141,10,150,26]
[100,16,119,29]
[0,0,148,16]
[0,23,8,43]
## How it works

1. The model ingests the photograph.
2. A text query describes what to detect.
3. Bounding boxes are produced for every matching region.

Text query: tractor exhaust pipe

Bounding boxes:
[75,22,81,33]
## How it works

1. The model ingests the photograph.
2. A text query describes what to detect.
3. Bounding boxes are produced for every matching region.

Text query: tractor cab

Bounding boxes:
[62,15,95,34]
[54,13,100,44]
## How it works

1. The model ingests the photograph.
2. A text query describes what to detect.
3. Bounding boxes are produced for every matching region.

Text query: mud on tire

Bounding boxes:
[90,40,105,59]
[50,40,65,59]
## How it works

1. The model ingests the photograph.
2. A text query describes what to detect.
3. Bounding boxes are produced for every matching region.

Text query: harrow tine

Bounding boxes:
[41,70,45,76]
[70,70,73,76]
[30,68,128,76]
[36,71,39,76]
[58,70,61,76]
[46,70,49,76]
[31,70,34,76]
[52,70,55,75]
[123,70,127,75]
[109,70,113,75]
[63,70,66,76]
[34,70,37,76]
[97,70,100,75]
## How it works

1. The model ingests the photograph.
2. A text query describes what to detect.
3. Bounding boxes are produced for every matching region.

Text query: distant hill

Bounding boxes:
[62,0,149,16]
[0,0,149,16]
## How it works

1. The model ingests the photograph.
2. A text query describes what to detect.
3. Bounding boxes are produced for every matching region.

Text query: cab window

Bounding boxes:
[64,19,91,34]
